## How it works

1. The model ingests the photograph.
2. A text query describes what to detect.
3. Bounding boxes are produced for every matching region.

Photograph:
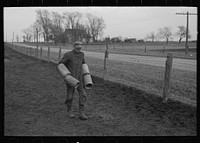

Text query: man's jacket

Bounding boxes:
[58,49,86,82]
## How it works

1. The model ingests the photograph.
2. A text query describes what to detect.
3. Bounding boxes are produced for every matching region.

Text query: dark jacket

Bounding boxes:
[58,49,86,81]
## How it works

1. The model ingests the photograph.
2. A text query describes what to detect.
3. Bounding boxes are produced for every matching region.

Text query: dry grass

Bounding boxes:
[84,56,196,103]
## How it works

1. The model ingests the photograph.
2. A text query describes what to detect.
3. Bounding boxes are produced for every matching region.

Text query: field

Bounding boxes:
[25,41,197,59]
[10,41,196,106]
[4,45,196,136]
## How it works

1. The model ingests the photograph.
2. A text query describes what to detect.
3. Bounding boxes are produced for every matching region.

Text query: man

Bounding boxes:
[58,41,88,120]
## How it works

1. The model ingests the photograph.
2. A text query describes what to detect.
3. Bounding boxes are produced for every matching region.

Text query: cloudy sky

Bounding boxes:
[3,7,197,42]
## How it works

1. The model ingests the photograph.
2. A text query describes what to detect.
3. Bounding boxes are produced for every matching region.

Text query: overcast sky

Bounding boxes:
[3,7,197,42]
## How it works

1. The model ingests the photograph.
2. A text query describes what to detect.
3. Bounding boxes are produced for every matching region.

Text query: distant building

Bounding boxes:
[111,37,121,43]
[64,29,87,43]
[138,39,144,43]
[124,38,137,43]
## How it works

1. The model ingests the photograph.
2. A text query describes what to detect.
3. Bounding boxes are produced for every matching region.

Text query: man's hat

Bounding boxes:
[73,41,83,48]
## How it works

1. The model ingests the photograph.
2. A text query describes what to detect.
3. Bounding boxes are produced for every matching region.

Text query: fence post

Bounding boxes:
[40,47,42,60]
[30,47,32,56]
[58,47,61,61]
[36,47,39,58]
[163,46,165,54]
[48,47,50,63]
[103,44,109,82]
[27,47,30,56]
[162,53,173,103]
[27,47,29,55]
[25,47,27,54]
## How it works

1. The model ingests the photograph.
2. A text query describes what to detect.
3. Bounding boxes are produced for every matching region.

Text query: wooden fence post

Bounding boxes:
[40,47,42,60]
[163,46,165,54]
[48,47,50,63]
[58,47,61,61]
[30,47,32,56]
[163,53,173,103]
[36,47,39,58]
[28,47,30,56]
[103,44,109,82]
[27,47,28,55]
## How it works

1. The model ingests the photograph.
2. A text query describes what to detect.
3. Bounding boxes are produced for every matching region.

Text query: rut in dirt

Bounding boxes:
[4,46,196,136]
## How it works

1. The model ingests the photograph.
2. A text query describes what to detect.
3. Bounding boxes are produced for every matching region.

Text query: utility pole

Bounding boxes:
[176,12,197,55]
[36,28,39,58]
[12,32,15,43]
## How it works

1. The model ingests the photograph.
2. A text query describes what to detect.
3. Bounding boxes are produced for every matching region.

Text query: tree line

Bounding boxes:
[21,9,106,45]
[18,10,192,45]
[145,26,191,44]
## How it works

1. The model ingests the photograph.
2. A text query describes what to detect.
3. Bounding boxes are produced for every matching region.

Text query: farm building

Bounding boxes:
[111,37,122,43]
[124,38,137,43]
[64,29,85,43]
[138,39,145,43]
[64,29,92,43]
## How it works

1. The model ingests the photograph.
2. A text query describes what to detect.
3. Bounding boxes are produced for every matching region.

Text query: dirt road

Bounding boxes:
[13,43,196,72]
[4,45,196,136]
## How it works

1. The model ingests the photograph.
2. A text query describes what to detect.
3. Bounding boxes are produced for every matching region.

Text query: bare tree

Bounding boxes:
[86,13,106,42]
[176,26,191,44]
[62,11,83,42]
[49,11,64,45]
[157,26,173,44]
[22,27,33,42]
[15,35,19,42]
[35,9,52,42]
[30,21,42,43]
[146,32,156,42]
[63,12,82,29]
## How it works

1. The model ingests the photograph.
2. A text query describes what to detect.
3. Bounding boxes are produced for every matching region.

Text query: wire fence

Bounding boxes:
[5,42,196,107]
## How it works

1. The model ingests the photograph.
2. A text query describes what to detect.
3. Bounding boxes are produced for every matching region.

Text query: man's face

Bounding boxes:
[74,45,82,52]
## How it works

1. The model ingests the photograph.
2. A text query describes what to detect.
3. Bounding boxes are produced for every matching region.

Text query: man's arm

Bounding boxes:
[82,52,86,64]
[58,53,70,65]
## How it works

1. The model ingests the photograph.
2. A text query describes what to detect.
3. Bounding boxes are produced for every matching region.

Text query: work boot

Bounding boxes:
[79,106,88,120]
[67,107,75,118]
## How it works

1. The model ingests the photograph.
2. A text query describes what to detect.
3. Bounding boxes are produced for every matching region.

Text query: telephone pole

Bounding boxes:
[176,12,197,55]
[12,32,15,43]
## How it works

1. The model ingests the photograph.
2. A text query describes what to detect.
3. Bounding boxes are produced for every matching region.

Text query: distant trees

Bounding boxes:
[157,26,173,44]
[35,9,52,42]
[22,27,33,42]
[86,13,106,42]
[144,25,192,44]
[22,9,106,44]
[30,21,42,43]
[15,35,19,42]
[63,12,82,30]
[49,11,64,45]
[145,32,156,42]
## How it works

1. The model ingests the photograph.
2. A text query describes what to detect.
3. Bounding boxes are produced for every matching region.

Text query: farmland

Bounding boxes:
[4,45,196,136]
[10,42,197,106]
[24,41,197,59]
